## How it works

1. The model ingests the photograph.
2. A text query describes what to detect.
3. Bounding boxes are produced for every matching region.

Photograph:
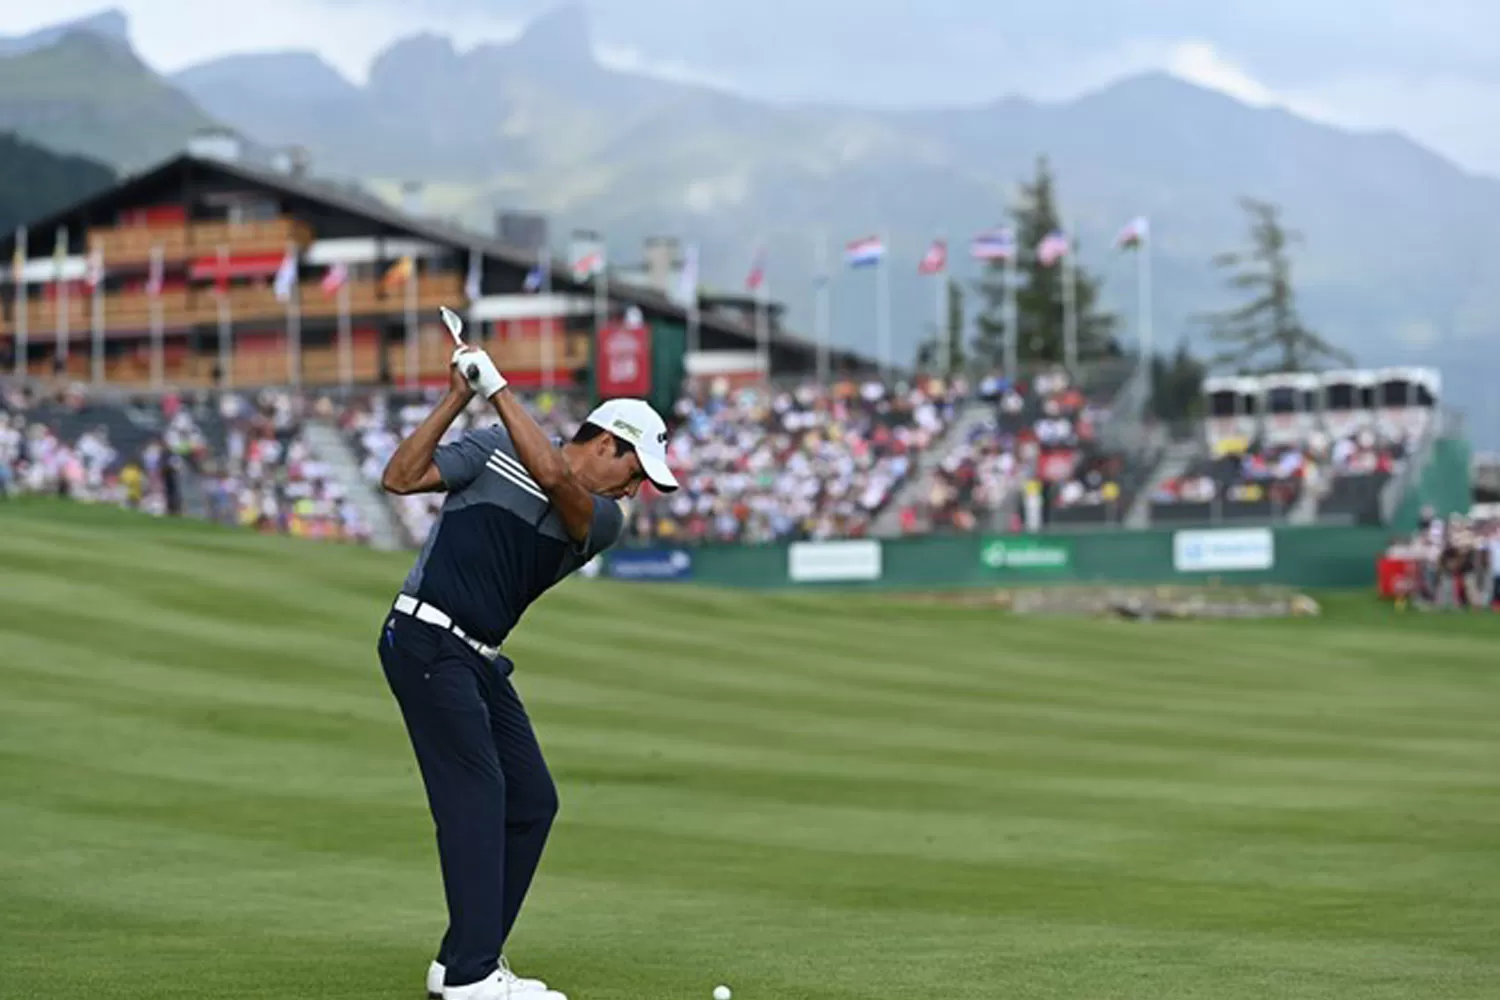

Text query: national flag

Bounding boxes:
[1115,216,1149,250]
[382,256,413,291]
[272,248,298,302]
[569,244,604,280]
[917,239,947,274]
[320,262,349,296]
[146,246,164,297]
[464,248,482,300]
[522,266,543,292]
[85,248,104,290]
[746,246,767,291]
[970,226,1015,261]
[845,235,885,267]
[1036,231,1070,267]
[675,243,699,305]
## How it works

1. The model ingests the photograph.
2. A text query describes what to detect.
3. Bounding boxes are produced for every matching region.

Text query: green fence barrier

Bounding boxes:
[605,524,1393,590]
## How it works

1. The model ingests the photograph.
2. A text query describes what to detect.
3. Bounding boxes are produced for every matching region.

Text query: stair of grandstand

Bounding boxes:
[303,419,406,550]
[872,396,995,536]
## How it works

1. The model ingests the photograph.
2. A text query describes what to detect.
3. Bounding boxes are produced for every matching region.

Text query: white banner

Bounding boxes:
[1173,528,1274,572]
[788,540,882,582]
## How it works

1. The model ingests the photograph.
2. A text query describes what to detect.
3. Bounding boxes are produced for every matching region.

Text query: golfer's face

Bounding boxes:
[594,447,647,500]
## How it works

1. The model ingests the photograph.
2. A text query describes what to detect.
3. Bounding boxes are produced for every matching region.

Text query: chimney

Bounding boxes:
[187,127,243,162]
[401,181,423,217]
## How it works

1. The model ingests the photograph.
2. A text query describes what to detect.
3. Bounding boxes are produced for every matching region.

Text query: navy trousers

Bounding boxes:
[379,613,559,989]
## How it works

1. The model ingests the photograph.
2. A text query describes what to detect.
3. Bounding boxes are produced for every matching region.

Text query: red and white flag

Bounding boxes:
[1036,231,1070,267]
[85,248,105,290]
[917,239,947,274]
[321,262,349,296]
[746,246,767,292]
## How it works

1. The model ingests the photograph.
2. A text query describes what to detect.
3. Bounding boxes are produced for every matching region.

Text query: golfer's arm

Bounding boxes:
[380,390,469,494]
[488,389,594,542]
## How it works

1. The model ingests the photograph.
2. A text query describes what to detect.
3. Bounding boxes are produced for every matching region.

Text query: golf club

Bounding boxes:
[440,306,480,381]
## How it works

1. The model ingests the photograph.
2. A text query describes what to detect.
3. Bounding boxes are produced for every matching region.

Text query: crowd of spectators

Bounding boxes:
[199,389,369,543]
[910,368,1126,533]
[627,377,961,544]
[1151,427,1408,513]
[0,382,173,512]
[0,381,368,544]
[1385,506,1500,610]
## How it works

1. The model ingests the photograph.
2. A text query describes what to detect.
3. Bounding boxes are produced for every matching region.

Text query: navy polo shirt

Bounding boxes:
[400,424,624,646]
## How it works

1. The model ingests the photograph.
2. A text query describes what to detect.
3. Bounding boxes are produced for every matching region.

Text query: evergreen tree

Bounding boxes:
[972,156,1118,370]
[1148,340,1208,424]
[1205,197,1352,372]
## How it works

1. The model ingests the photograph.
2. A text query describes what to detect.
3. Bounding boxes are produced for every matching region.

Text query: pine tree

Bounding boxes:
[1205,197,1352,372]
[1148,340,1208,423]
[972,156,1117,370]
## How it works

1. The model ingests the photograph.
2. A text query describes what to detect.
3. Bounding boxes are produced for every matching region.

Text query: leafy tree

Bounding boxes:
[1204,197,1351,372]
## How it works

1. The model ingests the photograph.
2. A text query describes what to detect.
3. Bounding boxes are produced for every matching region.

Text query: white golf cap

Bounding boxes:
[584,397,679,492]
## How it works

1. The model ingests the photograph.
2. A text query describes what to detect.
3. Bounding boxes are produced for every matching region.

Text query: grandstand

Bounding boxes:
[1145,367,1443,528]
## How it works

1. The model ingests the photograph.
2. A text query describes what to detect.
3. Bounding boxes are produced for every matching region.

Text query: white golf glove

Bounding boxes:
[453,346,507,399]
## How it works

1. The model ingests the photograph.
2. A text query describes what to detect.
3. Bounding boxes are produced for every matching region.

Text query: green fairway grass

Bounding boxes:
[1,499,1497,999]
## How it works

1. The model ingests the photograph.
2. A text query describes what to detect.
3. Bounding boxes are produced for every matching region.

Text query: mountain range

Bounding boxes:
[1,6,1497,437]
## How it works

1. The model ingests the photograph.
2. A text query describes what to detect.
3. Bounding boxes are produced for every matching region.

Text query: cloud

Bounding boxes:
[1166,41,1277,106]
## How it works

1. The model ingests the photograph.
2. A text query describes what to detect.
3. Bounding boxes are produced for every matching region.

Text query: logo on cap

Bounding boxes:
[657,431,667,443]
[611,418,642,440]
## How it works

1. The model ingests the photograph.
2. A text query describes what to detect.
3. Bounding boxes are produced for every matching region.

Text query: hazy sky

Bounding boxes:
[3,0,1498,177]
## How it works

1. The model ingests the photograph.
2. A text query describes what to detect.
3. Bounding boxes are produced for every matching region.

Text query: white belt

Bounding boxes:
[392,594,502,660]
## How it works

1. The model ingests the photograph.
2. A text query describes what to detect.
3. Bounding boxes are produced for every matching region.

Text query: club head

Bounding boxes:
[439,306,464,343]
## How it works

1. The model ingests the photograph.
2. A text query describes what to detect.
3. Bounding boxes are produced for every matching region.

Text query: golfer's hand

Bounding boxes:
[453,346,507,400]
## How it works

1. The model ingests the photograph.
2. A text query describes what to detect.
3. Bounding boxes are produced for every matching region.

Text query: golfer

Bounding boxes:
[378,344,678,1000]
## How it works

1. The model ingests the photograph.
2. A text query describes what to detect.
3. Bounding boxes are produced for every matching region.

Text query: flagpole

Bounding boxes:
[1140,224,1154,400]
[404,258,418,388]
[13,226,27,379]
[684,244,699,361]
[148,244,163,390]
[876,230,891,378]
[935,233,948,376]
[594,248,607,356]
[55,227,69,376]
[1062,226,1078,373]
[1003,250,1018,378]
[540,245,555,391]
[90,250,104,386]
[337,275,352,389]
[815,231,830,387]
[285,242,301,389]
[216,245,232,388]
[754,239,769,379]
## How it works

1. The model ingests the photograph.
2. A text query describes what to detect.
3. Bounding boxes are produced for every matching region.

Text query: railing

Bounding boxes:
[0,275,466,337]
[85,218,313,265]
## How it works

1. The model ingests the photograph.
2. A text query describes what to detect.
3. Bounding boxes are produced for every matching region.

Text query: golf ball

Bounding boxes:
[713,987,732,1000]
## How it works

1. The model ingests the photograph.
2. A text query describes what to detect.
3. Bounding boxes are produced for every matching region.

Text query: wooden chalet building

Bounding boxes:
[0,141,854,392]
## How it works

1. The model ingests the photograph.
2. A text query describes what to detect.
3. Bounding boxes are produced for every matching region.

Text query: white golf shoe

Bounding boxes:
[428,959,555,999]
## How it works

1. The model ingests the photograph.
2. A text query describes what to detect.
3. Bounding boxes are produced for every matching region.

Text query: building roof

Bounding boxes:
[1,151,864,369]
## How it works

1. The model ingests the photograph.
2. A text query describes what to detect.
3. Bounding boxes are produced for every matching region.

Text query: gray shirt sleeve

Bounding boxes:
[433,425,505,491]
